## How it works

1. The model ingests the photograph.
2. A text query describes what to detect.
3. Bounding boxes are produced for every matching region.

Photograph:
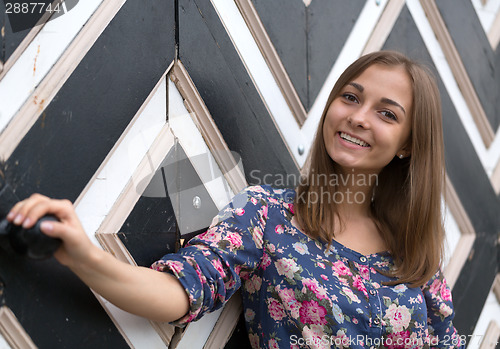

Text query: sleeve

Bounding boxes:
[421,269,465,349]
[150,185,270,325]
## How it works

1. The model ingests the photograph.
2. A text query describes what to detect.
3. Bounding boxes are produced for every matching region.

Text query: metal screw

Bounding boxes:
[193,196,201,209]
[298,144,305,156]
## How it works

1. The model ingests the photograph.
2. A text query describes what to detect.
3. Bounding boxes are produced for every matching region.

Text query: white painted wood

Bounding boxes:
[0,333,11,349]
[407,0,500,178]
[212,0,388,167]
[471,291,500,348]
[73,77,169,348]
[442,201,461,270]
[0,0,104,134]
[472,0,500,33]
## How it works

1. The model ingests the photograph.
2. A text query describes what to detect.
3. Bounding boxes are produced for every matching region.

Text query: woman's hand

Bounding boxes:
[6,194,96,268]
[6,193,189,322]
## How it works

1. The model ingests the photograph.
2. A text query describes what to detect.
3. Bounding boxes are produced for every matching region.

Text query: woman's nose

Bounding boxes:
[347,109,371,129]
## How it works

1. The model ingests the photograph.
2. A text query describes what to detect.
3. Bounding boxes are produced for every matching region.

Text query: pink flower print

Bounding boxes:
[299,300,328,325]
[267,298,286,321]
[268,243,276,253]
[302,324,329,349]
[342,286,361,303]
[277,286,300,319]
[268,197,278,205]
[320,274,328,281]
[252,225,263,249]
[165,260,184,275]
[275,258,300,279]
[248,333,260,349]
[289,203,295,214]
[385,304,411,332]
[293,242,309,255]
[429,279,441,297]
[317,261,326,269]
[234,208,245,216]
[261,205,268,219]
[302,278,328,300]
[274,224,284,234]
[439,303,453,317]
[440,281,452,302]
[386,330,410,349]
[268,338,279,349]
[358,263,370,280]
[417,294,423,303]
[251,197,258,205]
[331,329,351,349]
[260,252,272,270]
[352,275,368,298]
[244,308,255,322]
[226,232,243,249]
[199,227,222,242]
[245,275,262,294]
[234,265,242,275]
[332,260,352,276]
[211,259,226,279]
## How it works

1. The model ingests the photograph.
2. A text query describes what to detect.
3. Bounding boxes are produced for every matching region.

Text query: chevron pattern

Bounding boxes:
[0,0,498,347]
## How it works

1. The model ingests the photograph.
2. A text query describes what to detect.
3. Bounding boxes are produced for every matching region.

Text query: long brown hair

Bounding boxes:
[294,51,445,287]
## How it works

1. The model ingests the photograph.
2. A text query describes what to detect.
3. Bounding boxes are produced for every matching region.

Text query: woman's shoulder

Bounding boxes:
[243,184,296,208]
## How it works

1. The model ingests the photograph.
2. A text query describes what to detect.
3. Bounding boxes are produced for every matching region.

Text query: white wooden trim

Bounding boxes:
[362,0,406,54]
[0,0,64,81]
[419,0,494,148]
[489,7,500,49]
[0,0,124,160]
[479,321,500,349]
[443,175,476,288]
[0,307,36,349]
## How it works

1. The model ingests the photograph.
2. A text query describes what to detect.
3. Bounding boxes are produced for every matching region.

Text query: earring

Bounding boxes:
[399,154,404,159]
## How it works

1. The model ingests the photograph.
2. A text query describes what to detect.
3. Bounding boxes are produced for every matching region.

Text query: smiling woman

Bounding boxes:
[6,51,464,349]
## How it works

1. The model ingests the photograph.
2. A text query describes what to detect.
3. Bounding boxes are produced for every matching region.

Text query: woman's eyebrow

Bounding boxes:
[348,82,406,116]
[381,97,406,115]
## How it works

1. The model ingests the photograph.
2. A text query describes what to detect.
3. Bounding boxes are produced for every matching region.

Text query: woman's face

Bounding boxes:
[323,63,413,174]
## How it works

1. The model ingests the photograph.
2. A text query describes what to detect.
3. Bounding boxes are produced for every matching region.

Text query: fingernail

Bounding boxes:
[13,214,23,225]
[22,218,31,228]
[6,211,15,220]
[40,221,53,232]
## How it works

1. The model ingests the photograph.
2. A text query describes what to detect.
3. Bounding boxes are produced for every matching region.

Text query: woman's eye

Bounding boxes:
[380,110,397,120]
[342,93,358,103]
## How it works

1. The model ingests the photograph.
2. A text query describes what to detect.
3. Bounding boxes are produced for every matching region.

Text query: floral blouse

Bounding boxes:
[151,185,464,349]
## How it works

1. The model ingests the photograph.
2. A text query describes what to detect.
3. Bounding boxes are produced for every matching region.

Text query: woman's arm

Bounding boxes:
[7,194,189,323]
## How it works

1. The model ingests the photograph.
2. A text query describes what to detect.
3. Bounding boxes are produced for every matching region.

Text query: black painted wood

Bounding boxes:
[251,0,308,109]
[250,0,364,111]
[0,1,33,64]
[1,0,175,347]
[434,0,499,132]
[179,0,299,188]
[383,5,500,336]
[307,1,365,111]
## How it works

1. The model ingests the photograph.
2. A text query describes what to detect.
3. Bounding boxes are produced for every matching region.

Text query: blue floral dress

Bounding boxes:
[151,185,464,349]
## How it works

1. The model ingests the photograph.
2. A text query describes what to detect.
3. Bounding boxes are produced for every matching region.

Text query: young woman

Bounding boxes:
[7,51,464,348]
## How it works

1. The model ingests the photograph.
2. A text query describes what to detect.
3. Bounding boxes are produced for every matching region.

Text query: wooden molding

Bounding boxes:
[203,293,243,349]
[170,61,247,194]
[0,306,37,349]
[0,0,63,82]
[489,8,500,51]
[0,0,127,160]
[493,273,500,304]
[420,0,495,148]
[234,0,307,126]
[480,320,500,349]
[492,158,500,195]
[443,174,476,288]
[362,0,405,54]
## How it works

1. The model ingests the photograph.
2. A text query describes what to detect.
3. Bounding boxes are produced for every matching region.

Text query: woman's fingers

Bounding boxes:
[7,194,77,230]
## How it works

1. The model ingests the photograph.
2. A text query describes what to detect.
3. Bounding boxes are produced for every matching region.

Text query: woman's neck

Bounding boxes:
[334,168,377,219]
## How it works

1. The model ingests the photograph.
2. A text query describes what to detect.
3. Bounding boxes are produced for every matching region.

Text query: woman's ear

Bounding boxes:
[397,143,412,159]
